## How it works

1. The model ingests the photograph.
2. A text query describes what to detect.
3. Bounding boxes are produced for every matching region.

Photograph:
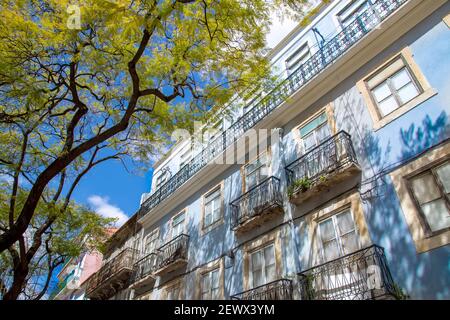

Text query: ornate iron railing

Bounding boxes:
[231,279,293,300]
[285,131,358,190]
[85,248,137,295]
[139,0,408,219]
[230,176,283,230]
[155,234,189,272]
[298,245,397,300]
[130,252,158,284]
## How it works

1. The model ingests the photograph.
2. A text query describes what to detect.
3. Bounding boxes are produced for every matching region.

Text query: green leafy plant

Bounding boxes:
[392,283,409,300]
[287,177,312,197]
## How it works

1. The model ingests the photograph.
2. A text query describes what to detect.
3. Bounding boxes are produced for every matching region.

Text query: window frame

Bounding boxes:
[241,148,272,193]
[196,258,224,300]
[170,210,186,240]
[285,41,312,75]
[406,160,450,236]
[242,229,283,291]
[317,208,361,263]
[249,243,276,289]
[144,228,160,255]
[292,104,337,155]
[390,142,450,253]
[201,183,224,233]
[200,267,221,300]
[155,170,169,189]
[357,47,437,130]
[368,57,422,119]
[336,0,371,28]
[179,146,192,170]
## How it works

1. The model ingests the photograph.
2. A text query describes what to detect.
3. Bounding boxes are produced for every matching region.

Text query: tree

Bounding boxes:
[0,182,114,300]
[0,0,313,299]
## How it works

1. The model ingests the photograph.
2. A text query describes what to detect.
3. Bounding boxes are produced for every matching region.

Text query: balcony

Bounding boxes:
[85,248,137,300]
[285,131,360,205]
[298,245,397,300]
[129,252,158,289]
[153,234,189,276]
[230,177,284,233]
[231,279,293,300]
[138,0,408,220]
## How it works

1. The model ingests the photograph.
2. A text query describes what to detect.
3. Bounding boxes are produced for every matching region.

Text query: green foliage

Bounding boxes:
[287,177,312,198]
[392,283,409,300]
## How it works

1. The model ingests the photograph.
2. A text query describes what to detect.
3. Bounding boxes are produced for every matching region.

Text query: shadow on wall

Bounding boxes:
[361,112,450,299]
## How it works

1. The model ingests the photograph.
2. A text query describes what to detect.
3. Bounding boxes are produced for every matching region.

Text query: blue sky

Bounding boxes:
[71,15,298,227]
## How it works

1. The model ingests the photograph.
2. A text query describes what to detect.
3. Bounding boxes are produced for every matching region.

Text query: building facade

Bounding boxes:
[51,250,103,300]
[85,0,450,300]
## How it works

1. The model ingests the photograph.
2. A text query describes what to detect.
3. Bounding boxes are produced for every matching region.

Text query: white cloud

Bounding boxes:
[87,195,128,227]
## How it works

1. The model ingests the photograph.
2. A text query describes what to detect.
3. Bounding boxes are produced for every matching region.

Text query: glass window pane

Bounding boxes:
[340,232,359,255]
[316,123,331,143]
[251,251,262,272]
[421,199,450,232]
[247,173,257,190]
[265,264,276,283]
[336,211,355,234]
[299,112,328,137]
[377,96,399,116]
[323,239,339,262]
[202,274,210,292]
[391,68,412,89]
[436,162,450,193]
[204,212,211,227]
[264,245,275,266]
[397,82,419,104]
[252,269,264,288]
[411,173,441,205]
[372,83,391,102]
[319,219,336,242]
[303,133,317,152]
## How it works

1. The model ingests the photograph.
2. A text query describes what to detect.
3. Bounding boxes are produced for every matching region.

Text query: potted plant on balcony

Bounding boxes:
[287,177,312,198]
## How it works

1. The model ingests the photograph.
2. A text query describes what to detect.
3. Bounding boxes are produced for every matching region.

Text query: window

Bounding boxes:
[408,161,450,233]
[203,186,222,229]
[200,268,220,300]
[337,0,371,28]
[367,57,421,118]
[166,284,181,300]
[155,171,169,189]
[357,47,436,130]
[318,210,360,262]
[171,211,185,239]
[179,147,192,170]
[286,43,311,75]
[250,244,276,288]
[144,228,159,255]
[299,112,331,153]
[244,152,269,191]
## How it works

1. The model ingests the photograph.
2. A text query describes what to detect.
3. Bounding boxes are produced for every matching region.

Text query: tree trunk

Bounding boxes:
[3,264,28,300]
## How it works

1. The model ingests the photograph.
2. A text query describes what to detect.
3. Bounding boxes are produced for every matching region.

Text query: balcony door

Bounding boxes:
[242,152,270,217]
[250,243,276,289]
[298,112,334,179]
[171,211,185,239]
[316,209,366,299]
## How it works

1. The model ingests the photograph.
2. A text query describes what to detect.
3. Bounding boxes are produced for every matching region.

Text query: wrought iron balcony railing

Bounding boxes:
[285,131,360,204]
[154,234,189,275]
[298,245,397,300]
[231,279,293,300]
[85,248,137,298]
[139,0,408,219]
[130,252,158,287]
[230,176,283,232]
